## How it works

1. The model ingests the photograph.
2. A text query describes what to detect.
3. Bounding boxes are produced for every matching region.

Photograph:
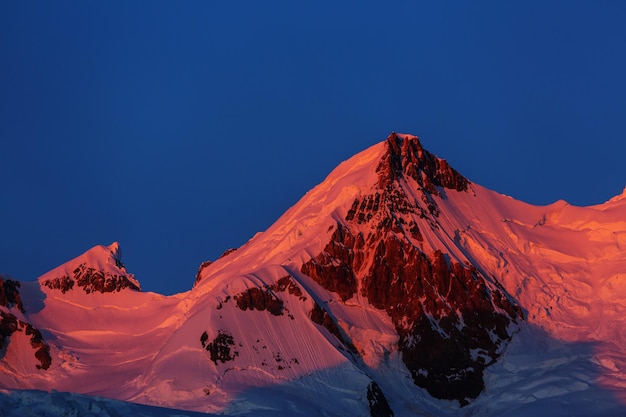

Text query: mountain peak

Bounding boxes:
[76,242,128,273]
[377,132,469,193]
[39,242,140,294]
[5,132,626,415]
[107,241,121,260]
[301,133,519,405]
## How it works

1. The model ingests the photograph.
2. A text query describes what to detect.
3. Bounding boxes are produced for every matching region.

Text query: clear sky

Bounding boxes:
[2,2,626,295]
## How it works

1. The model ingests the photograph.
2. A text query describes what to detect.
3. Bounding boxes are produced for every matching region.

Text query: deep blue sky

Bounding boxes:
[2,2,626,295]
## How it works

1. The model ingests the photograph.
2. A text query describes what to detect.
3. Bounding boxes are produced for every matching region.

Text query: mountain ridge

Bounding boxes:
[2,133,626,416]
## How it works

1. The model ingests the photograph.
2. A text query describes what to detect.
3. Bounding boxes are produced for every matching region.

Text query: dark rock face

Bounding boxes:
[300,134,521,405]
[377,133,469,193]
[0,311,17,351]
[231,276,306,317]
[367,381,394,417]
[273,276,307,301]
[1,314,52,371]
[308,302,356,353]
[201,330,239,365]
[43,263,139,294]
[234,287,284,316]
[42,275,74,293]
[73,264,139,294]
[0,278,52,371]
[367,245,518,404]
[305,223,519,404]
[25,324,52,370]
[0,278,24,312]
[301,228,358,302]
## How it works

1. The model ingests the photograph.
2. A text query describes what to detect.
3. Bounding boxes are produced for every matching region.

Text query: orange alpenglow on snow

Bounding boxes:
[2,133,626,416]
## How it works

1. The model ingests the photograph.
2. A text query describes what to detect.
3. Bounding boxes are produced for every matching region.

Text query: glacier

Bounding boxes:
[1,133,626,416]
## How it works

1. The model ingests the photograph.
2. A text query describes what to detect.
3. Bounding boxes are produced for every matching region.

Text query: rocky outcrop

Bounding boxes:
[234,287,284,316]
[272,276,307,301]
[25,323,52,370]
[194,249,240,287]
[301,229,357,302]
[194,260,213,286]
[230,276,306,317]
[303,222,520,404]
[308,302,356,353]
[0,278,51,371]
[73,264,139,294]
[365,242,519,404]
[201,330,239,365]
[377,133,469,194]
[0,277,24,312]
[43,263,139,294]
[42,275,74,293]
[367,381,394,417]
[300,134,520,405]
[0,311,18,352]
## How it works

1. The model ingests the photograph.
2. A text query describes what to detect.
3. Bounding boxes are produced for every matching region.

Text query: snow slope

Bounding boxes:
[0,389,212,417]
[2,133,626,416]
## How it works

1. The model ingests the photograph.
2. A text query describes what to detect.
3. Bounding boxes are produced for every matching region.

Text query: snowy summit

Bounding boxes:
[2,133,626,417]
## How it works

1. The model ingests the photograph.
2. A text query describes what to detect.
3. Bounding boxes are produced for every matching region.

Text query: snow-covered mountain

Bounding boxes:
[2,133,626,416]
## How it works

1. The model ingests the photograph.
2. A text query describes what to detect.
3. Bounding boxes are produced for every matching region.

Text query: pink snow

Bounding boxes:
[2,135,626,416]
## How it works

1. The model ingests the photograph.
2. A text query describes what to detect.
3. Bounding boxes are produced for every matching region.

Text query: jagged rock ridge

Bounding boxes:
[301,133,521,405]
[376,132,469,193]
